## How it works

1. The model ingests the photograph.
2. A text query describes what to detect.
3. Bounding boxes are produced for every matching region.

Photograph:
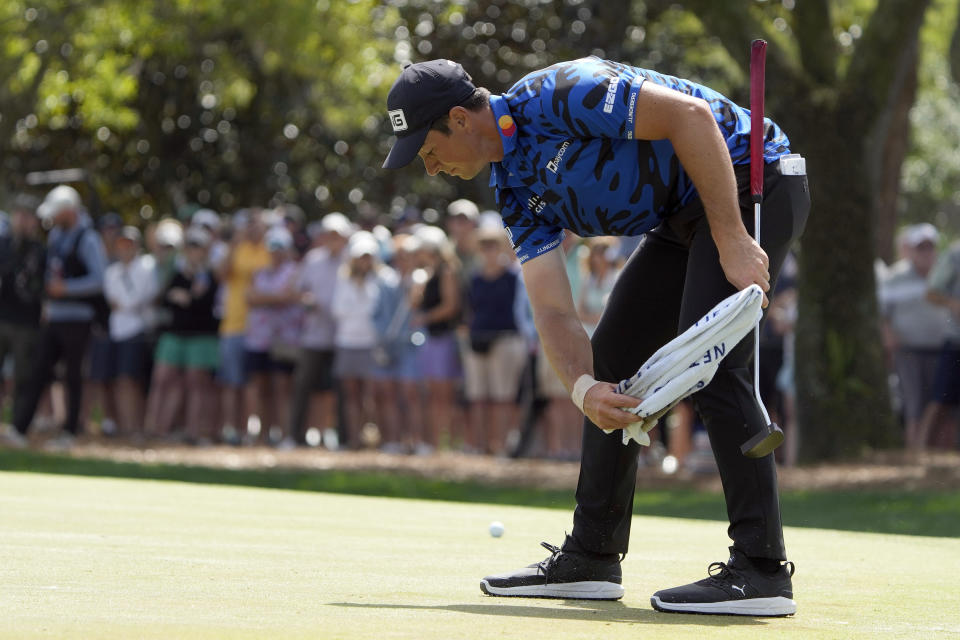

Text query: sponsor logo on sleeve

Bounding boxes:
[546,140,571,174]
[626,87,638,139]
[388,109,408,132]
[603,76,620,114]
[536,237,561,254]
[527,194,547,214]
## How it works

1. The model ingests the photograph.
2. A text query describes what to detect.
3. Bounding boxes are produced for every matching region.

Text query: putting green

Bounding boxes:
[1,472,957,640]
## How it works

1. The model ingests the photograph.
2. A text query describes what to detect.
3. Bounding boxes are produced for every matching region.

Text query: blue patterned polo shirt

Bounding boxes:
[489,56,791,263]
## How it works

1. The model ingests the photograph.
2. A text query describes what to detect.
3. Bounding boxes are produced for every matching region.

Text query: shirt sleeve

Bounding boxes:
[540,59,645,140]
[498,188,563,265]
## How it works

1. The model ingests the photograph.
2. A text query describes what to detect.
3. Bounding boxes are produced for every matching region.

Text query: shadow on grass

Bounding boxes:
[327,601,774,626]
[1,449,958,537]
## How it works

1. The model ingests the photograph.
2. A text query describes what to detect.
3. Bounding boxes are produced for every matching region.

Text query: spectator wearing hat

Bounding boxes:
[462,215,530,455]
[142,218,185,374]
[13,185,108,449]
[102,226,158,437]
[191,208,229,271]
[147,218,185,293]
[410,225,462,453]
[144,226,220,443]
[915,231,960,450]
[370,232,424,453]
[288,212,352,446]
[446,198,480,285]
[243,225,302,447]
[331,231,383,449]
[0,195,45,448]
[216,209,270,443]
[879,224,951,449]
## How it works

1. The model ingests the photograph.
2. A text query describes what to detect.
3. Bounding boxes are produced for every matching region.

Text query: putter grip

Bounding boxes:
[750,39,766,200]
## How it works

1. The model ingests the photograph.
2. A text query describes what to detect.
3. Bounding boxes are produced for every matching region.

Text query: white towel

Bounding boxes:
[603,284,764,446]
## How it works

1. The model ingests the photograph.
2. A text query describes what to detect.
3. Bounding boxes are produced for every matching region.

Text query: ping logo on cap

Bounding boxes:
[389,109,408,132]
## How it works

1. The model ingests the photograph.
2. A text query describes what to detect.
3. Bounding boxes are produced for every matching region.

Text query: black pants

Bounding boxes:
[287,347,336,443]
[13,321,93,436]
[570,164,810,561]
[0,321,40,426]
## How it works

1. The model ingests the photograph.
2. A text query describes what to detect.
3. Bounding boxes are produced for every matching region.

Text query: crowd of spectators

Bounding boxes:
[0,188,619,460]
[1,186,957,463]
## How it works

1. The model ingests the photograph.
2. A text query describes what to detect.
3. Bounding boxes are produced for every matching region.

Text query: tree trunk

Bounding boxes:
[871,34,920,264]
[794,129,898,461]
[790,0,932,460]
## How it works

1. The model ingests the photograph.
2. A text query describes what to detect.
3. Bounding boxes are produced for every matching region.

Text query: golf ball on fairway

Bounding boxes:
[489,521,505,538]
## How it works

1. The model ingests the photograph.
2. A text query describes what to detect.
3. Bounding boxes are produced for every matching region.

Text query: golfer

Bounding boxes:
[383,57,809,616]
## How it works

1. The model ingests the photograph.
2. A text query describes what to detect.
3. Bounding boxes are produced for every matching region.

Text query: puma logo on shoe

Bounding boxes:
[731,585,746,597]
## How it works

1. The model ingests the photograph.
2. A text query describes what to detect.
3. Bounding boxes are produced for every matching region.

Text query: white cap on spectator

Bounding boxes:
[119,226,142,244]
[155,219,184,248]
[261,208,283,228]
[37,185,82,221]
[184,225,212,247]
[192,208,221,232]
[414,225,450,252]
[320,212,354,237]
[476,212,508,242]
[447,198,479,221]
[906,223,939,247]
[265,225,294,251]
[348,230,379,259]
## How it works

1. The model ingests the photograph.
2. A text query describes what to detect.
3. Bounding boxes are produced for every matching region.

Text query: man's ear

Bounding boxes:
[449,106,470,130]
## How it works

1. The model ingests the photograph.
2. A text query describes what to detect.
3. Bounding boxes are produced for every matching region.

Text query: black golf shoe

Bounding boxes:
[480,539,624,600]
[651,548,796,616]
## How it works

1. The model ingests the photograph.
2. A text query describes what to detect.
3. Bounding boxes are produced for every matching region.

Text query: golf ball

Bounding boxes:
[489,521,505,538]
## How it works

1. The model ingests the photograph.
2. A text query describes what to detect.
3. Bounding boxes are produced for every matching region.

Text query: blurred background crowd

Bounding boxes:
[2,185,957,469]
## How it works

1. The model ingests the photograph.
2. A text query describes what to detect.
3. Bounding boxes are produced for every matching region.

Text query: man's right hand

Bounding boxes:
[716,231,770,307]
[581,381,642,431]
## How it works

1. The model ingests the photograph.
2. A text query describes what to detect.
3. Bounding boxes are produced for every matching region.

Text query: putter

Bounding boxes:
[740,39,785,459]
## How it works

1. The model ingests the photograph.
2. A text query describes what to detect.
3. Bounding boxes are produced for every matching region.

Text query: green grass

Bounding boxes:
[1,471,958,640]
[1,449,959,537]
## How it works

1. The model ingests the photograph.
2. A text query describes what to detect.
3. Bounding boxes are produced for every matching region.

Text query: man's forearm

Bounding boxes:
[533,307,594,393]
[671,103,745,244]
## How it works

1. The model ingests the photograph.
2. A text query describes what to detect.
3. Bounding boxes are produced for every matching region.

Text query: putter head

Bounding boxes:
[740,422,784,458]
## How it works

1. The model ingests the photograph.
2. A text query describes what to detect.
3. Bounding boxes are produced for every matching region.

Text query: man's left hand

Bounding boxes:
[716,232,770,307]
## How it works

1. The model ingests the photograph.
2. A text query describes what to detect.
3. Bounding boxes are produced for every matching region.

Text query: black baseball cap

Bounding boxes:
[382,59,476,170]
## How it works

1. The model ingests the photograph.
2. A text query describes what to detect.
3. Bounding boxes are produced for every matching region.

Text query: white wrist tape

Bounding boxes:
[571,374,598,413]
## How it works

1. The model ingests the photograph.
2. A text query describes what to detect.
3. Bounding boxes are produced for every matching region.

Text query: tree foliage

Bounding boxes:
[1,0,400,220]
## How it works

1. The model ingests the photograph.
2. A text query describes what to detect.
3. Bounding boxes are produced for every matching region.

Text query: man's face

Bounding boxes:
[418,128,487,180]
[325,232,348,255]
[445,214,476,243]
[910,241,937,274]
[115,238,138,263]
[53,207,76,229]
